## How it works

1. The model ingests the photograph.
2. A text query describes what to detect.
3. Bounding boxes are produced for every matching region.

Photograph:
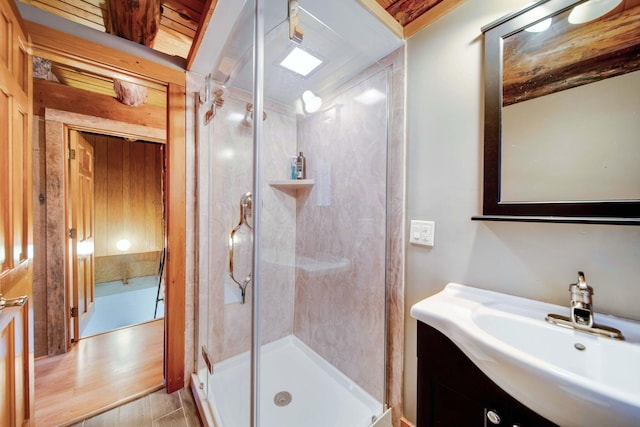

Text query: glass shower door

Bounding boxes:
[194,1,257,426]
[194,0,399,425]
[256,3,391,427]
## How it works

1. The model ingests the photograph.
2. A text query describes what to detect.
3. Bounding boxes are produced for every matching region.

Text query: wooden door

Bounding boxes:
[69,131,95,339]
[0,0,34,424]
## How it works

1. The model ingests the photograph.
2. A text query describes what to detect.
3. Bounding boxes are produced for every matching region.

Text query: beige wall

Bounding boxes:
[404,0,640,423]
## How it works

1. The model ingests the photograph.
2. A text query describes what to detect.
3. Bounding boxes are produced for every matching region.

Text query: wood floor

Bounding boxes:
[35,319,165,426]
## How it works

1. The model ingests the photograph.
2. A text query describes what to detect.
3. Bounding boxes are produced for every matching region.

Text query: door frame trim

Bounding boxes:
[26,19,187,391]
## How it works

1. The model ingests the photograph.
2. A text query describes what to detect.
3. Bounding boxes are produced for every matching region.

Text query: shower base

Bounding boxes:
[191,334,390,427]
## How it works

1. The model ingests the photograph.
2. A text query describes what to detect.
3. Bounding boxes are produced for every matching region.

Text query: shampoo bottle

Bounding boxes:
[296,152,306,179]
[290,156,297,179]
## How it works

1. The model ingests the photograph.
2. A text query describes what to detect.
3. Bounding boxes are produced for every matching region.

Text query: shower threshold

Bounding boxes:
[192,334,389,427]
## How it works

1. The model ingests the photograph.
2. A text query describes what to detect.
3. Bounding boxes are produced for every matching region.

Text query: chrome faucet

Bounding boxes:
[545,271,624,340]
[569,271,594,328]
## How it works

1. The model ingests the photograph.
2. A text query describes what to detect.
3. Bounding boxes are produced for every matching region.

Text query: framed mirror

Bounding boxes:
[477,0,640,224]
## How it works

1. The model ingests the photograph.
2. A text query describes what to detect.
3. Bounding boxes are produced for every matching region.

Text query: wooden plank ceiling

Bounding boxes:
[20,0,202,59]
[376,0,445,27]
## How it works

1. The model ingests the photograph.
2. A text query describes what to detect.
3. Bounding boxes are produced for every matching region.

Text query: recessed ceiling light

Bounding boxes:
[280,47,323,77]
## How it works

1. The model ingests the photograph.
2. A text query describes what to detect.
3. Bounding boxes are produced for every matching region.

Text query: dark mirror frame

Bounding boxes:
[475,0,640,225]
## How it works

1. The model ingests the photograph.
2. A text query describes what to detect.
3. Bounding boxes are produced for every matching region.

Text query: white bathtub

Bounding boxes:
[191,335,390,427]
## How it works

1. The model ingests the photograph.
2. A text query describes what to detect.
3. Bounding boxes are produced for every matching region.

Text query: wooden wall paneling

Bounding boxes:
[12,110,24,264]
[156,146,164,248]
[12,108,25,264]
[106,138,124,257]
[165,82,186,393]
[0,8,8,67]
[144,143,159,250]
[0,90,9,273]
[92,134,108,257]
[122,140,131,258]
[44,119,68,355]
[91,136,163,259]
[0,316,14,424]
[0,0,34,421]
[94,251,161,283]
[154,145,166,247]
[130,141,146,253]
[89,135,163,290]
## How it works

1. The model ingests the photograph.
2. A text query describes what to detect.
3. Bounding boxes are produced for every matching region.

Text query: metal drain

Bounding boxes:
[274,391,292,407]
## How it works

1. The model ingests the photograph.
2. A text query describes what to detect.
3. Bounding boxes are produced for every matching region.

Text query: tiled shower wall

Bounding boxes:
[293,68,390,402]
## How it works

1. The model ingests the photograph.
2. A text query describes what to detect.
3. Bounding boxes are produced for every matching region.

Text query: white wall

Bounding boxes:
[403,0,640,422]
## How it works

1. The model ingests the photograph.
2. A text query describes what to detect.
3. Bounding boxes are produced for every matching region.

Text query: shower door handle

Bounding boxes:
[228,192,253,304]
[229,224,253,296]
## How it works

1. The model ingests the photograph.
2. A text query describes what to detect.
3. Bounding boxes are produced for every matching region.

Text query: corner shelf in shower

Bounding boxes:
[268,179,315,193]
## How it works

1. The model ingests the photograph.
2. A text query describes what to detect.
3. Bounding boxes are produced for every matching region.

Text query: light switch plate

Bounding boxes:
[410,220,435,247]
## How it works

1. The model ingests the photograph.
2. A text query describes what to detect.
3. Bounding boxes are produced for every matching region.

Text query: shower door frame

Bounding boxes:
[250,1,264,425]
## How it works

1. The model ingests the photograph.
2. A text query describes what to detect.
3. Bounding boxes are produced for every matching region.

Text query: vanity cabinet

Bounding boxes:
[416,321,558,427]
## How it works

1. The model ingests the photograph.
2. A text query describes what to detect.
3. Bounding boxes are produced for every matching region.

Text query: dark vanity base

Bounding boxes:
[417,321,558,427]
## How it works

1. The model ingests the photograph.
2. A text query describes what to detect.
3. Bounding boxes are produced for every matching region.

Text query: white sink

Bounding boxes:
[410,283,640,427]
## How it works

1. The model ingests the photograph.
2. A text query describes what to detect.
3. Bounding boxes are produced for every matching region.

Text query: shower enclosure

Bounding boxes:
[193,0,403,425]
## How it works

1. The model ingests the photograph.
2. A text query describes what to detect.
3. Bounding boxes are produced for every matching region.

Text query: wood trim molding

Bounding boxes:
[41,87,186,393]
[25,20,185,87]
[35,80,166,140]
[403,0,466,38]
[357,0,405,39]
[165,83,187,393]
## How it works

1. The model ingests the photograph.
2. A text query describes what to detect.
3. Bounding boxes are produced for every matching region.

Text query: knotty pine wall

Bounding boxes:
[83,133,164,283]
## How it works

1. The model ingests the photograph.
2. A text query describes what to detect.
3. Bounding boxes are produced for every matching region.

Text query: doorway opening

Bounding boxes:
[77,132,166,338]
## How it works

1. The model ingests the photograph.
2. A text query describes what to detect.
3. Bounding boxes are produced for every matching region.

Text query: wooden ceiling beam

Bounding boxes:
[26,20,185,86]
[106,0,161,47]
[33,78,166,139]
